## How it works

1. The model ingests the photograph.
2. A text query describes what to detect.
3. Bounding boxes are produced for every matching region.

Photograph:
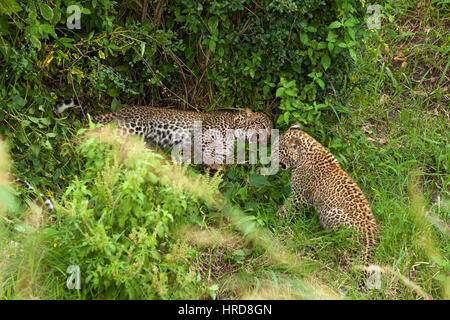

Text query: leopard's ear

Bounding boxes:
[289,123,302,130]
[286,136,299,154]
[244,108,254,122]
[244,108,253,115]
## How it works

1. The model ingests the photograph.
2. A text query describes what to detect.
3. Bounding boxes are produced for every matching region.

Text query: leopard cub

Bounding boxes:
[275,124,379,287]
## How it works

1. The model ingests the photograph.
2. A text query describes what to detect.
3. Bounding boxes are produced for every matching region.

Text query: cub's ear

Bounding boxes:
[289,123,302,130]
[286,134,307,157]
[287,144,299,156]
[287,137,299,154]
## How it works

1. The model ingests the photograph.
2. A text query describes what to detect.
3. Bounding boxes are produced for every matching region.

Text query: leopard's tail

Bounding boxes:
[16,178,54,212]
[55,98,89,120]
[358,229,379,290]
[56,99,116,125]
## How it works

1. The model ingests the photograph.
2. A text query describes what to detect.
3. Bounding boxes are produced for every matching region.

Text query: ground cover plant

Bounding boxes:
[0,0,448,299]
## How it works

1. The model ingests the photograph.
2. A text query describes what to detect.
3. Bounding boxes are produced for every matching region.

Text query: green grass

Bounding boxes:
[216,0,449,299]
[1,1,449,299]
[207,1,449,300]
[325,0,449,299]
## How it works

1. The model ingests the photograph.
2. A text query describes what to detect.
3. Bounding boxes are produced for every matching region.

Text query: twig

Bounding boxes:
[132,46,200,111]
[141,0,149,22]
[319,64,339,102]
[69,73,87,120]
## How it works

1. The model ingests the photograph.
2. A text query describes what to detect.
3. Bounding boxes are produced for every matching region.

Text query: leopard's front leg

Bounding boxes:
[278,186,309,216]
[278,168,312,216]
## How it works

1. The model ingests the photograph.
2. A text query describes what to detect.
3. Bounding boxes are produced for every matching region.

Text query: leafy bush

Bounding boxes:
[46,128,218,299]
[1,1,449,301]
[0,0,369,194]
[1,0,368,114]
[1,127,338,299]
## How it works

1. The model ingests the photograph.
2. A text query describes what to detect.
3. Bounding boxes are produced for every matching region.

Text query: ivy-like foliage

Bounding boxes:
[0,0,368,189]
[1,0,367,109]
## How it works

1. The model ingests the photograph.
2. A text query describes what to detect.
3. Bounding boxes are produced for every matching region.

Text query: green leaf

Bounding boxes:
[208,283,219,299]
[208,284,219,291]
[107,88,120,97]
[285,88,297,97]
[30,144,40,156]
[348,48,357,61]
[39,3,53,21]
[0,0,22,14]
[218,46,224,57]
[326,31,338,42]
[209,39,216,52]
[344,17,357,27]
[283,111,290,125]
[292,63,302,74]
[111,98,122,111]
[348,28,355,40]
[0,16,10,35]
[307,47,314,63]
[58,37,74,48]
[208,16,219,34]
[316,78,325,89]
[300,32,309,45]
[285,80,296,88]
[317,42,327,50]
[321,53,331,70]
[328,42,334,52]
[275,87,284,98]
[12,95,26,109]
[44,140,53,150]
[39,24,57,39]
[29,35,41,49]
[40,117,51,126]
[329,21,342,29]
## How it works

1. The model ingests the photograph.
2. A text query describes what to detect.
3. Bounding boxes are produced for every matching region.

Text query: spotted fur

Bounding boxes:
[56,99,272,171]
[275,124,378,287]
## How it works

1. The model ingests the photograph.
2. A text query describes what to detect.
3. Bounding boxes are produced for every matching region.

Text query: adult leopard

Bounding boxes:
[56,99,273,173]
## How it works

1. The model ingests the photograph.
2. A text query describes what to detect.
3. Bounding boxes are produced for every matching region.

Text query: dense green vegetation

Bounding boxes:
[0,0,448,299]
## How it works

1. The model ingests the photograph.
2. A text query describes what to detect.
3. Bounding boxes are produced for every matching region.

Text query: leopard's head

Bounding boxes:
[275,124,312,170]
[233,108,273,142]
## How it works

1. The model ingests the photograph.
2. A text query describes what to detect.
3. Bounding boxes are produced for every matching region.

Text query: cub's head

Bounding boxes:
[275,124,315,170]
[233,108,273,142]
